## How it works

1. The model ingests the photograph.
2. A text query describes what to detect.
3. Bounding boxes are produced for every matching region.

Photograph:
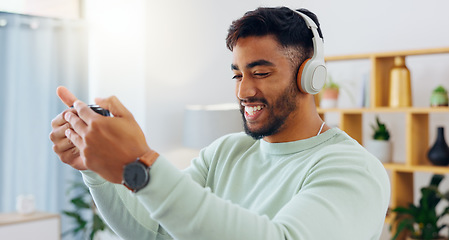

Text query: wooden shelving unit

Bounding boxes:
[318,47,449,239]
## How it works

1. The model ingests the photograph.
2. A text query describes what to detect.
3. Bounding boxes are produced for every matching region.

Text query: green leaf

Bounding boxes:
[93,214,106,232]
[391,218,414,240]
[430,174,444,187]
[433,85,448,94]
[71,196,91,209]
[371,115,390,140]
[73,222,87,234]
[62,180,110,240]
[62,210,80,219]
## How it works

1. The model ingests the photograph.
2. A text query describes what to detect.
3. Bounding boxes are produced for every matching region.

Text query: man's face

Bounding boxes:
[231,35,299,140]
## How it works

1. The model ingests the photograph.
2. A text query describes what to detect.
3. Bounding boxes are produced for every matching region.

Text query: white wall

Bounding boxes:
[85,0,147,132]
[0,0,80,19]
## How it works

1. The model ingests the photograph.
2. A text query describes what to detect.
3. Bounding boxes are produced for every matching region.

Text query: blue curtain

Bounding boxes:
[0,11,88,236]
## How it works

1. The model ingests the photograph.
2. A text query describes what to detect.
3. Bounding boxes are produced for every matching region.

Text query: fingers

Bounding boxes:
[49,120,71,143]
[72,100,98,124]
[58,147,87,170]
[95,96,132,118]
[49,108,76,146]
[50,110,78,154]
[50,108,77,129]
[52,137,75,154]
[49,110,85,169]
[64,101,93,151]
[56,86,78,107]
[64,128,84,151]
[64,110,88,140]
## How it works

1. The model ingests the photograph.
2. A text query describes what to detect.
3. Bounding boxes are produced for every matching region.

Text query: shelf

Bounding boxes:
[383,163,449,174]
[323,47,449,240]
[325,47,449,108]
[318,107,449,114]
[325,46,449,61]
[0,212,59,226]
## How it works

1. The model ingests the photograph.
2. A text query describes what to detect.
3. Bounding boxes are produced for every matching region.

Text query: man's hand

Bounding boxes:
[64,91,152,184]
[50,86,87,170]
[50,86,153,184]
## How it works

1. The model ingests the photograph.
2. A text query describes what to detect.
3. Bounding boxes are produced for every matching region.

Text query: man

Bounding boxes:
[50,7,390,240]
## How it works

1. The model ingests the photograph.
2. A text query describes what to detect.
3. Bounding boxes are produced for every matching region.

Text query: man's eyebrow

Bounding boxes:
[231,60,274,71]
[247,60,274,69]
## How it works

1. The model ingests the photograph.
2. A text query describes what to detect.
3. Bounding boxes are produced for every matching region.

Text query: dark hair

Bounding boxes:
[226,7,323,66]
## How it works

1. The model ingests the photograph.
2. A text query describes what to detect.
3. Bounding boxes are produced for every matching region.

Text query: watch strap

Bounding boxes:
[138,150,159,168]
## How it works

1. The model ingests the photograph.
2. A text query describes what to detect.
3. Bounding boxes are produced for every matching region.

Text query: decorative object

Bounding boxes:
[183,104,243,149]
[389,56,412,107]
[63,181,110,240]
[427,127,449,166]
[365,116,392,163]
[390,174,449,240]
[16,194,35,215]
[16,194,36,215]
[430,85,449,107]
[320,76,339,108]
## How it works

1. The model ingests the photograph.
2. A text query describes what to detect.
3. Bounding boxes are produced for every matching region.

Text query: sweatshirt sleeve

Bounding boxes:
[80,170,173,240]
[82,156,288,240]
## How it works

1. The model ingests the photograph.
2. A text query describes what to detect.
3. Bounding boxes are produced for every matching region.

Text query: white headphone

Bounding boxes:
[294,10,327,95]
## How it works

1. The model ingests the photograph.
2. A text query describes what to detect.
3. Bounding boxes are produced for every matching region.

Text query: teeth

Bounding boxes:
[245,105,264,115]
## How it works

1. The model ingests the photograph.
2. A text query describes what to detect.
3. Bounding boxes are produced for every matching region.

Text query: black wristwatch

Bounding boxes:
[122,158,150,193]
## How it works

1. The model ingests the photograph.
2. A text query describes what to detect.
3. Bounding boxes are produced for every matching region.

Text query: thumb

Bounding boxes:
[95,96,132,118]
[56,86,78,107]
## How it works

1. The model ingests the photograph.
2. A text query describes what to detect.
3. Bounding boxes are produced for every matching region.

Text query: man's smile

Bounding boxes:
[240,101,267,122]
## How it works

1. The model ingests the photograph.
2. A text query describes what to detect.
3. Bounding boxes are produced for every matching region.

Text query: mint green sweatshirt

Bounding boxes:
[81,128,390,240]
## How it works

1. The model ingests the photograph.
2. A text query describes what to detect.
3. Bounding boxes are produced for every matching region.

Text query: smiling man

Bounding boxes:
[50,7,390,240]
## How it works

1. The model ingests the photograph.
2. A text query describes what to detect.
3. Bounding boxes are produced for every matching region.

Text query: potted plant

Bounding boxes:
[390,174,449,240]
[63,181,110,240]
[430,85,449,107]
[364,116,392,163]
[320,75,340,108]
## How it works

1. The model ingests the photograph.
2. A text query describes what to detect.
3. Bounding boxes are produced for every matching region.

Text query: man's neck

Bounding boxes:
[263,95,327,143]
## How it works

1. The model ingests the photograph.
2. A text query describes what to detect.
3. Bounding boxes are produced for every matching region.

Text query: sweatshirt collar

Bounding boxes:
[259,128,340,155]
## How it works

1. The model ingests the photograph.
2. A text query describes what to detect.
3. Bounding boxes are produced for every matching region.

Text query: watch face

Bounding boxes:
[123,162,149,190]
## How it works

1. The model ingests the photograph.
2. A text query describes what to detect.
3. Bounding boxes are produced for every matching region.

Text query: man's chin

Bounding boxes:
[244,124,270,140]
[245,130,265,140]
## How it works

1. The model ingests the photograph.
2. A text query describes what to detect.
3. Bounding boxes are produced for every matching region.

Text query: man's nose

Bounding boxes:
[237,77,257,100]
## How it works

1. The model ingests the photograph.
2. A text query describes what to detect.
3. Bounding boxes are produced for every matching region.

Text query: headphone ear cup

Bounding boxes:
[297,58,311,93]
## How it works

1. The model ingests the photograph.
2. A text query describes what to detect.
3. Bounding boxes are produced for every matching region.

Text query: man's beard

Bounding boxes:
[240,82,298,140]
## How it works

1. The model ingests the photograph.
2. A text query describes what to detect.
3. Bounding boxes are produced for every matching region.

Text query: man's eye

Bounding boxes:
[254,72,269,77]
[232,74,242,80]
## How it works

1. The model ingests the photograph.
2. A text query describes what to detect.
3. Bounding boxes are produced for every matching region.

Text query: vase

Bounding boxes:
[427,127,449,166]
[320,88,339,108]
[365,139,392,163]
[430,92,449,107]
[389,56,412,107]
